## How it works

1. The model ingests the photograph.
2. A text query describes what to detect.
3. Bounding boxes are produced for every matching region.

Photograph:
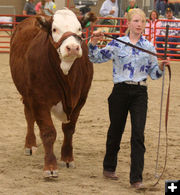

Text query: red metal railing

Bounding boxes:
[0,14,30,53]
[154,19,180,60]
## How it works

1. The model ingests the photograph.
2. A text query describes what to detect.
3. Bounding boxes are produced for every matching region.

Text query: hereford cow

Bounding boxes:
[10,8,96,178]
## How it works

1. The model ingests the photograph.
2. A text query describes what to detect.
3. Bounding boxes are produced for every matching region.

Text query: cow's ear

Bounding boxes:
[78,12,97,29]
[36,15,53,33]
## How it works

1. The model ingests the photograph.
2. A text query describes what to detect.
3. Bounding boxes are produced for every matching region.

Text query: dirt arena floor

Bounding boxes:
[0,53,179,195]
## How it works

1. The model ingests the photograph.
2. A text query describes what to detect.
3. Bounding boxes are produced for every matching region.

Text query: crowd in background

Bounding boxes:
[155,0,180,17]
[23,0,56,16]
[98,0,179,18]
[22,0,180,18]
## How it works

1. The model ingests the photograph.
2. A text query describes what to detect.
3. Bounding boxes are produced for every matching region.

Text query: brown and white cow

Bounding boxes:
[10,8,96,178]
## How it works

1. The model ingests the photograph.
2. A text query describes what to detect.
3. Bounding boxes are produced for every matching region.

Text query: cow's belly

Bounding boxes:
[51,101,69,123]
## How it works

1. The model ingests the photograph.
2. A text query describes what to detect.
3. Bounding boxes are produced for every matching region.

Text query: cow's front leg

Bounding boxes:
[61,98,87,168]
[61,122,75,168]
[24,101,37,155]
[34,106,58,178]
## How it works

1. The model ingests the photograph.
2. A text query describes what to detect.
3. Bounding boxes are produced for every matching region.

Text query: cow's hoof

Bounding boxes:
[60,161,75,168]
[44,170,58,178]
[24,146,37,156]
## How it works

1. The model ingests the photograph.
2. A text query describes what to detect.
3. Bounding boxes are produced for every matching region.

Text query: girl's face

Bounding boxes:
[151,12,157,21]
[128,14,146,35]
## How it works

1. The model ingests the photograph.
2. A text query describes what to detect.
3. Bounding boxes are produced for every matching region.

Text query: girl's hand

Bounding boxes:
[159,58,170,71]
[90,30,104,46]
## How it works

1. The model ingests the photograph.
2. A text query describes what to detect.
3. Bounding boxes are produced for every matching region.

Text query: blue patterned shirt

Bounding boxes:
[88,35,163,84]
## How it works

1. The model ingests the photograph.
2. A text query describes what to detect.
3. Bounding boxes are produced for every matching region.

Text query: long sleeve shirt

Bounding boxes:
[88,35,163,84]
[99,0,119,17]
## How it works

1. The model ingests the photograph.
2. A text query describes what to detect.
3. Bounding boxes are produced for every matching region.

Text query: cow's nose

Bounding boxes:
[66,44,80,55]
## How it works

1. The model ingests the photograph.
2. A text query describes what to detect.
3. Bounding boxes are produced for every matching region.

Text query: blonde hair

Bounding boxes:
[125,8,146,35]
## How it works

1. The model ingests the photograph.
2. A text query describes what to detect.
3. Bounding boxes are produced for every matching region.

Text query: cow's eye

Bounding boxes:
[79,28,82,32]
[52,28,56,32]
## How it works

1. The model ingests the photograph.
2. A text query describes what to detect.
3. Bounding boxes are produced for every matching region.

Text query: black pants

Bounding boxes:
[103,83,148,184]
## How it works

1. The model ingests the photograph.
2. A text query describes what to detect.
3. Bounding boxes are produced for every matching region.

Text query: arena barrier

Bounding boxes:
[0,14,29,53]
[0,14,180,61]
[153,19,180,61]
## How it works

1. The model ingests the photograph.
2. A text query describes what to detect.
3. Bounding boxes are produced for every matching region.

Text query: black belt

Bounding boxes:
[115,80,147,87]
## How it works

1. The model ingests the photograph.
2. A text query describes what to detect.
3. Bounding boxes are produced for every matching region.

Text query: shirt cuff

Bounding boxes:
[157,67,163,77]
[88,43,98,50]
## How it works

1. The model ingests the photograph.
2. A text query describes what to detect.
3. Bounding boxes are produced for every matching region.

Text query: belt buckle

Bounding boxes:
[139,81,147,86]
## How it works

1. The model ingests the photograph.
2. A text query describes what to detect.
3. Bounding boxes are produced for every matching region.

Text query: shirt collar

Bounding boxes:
[124,35,145,47]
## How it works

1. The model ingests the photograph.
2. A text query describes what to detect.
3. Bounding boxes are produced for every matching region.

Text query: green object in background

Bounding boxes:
[85,21,91,28]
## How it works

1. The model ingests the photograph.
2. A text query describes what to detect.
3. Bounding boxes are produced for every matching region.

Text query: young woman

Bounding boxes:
[88,8,170,189]
[35,0,46,15]
[145,10,162,44]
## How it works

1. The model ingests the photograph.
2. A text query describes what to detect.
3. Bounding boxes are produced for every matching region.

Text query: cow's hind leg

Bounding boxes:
[24,101,37,156]
[33,105,58,178]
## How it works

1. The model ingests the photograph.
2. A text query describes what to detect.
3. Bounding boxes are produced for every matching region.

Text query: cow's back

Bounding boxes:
[11,16,40,56]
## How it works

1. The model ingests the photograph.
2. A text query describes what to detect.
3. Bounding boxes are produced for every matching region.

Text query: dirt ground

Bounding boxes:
[0,53,179,195]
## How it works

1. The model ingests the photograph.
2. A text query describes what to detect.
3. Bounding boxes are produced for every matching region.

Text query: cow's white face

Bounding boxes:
[52,9,83,75]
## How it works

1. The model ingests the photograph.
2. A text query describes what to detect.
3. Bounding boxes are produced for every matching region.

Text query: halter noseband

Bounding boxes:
[51,31,82,49]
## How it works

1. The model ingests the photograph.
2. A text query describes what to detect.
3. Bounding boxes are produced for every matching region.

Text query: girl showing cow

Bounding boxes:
[88,8,170,189]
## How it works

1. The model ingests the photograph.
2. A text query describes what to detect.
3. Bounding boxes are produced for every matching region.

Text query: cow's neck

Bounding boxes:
[60,59,75,75]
